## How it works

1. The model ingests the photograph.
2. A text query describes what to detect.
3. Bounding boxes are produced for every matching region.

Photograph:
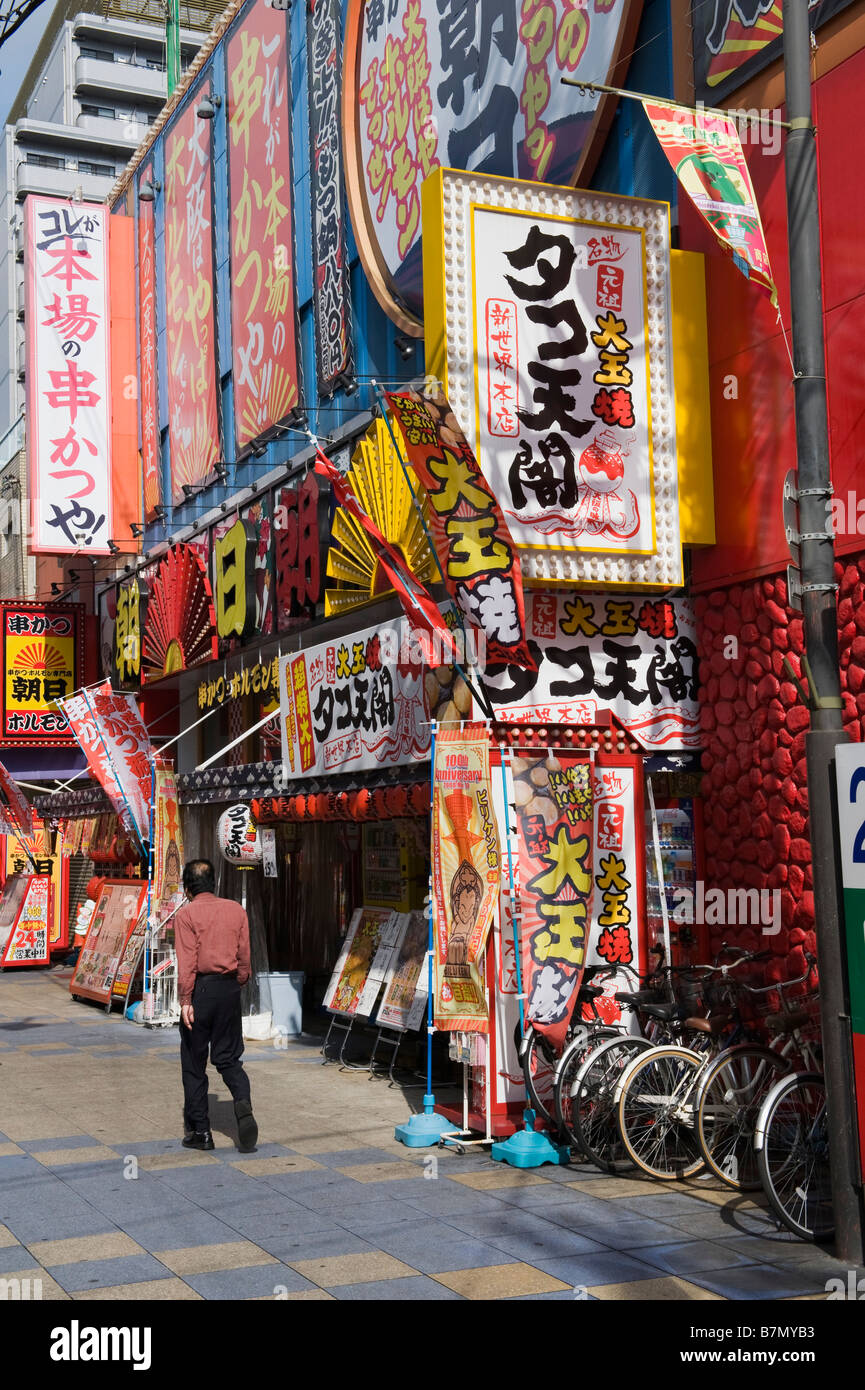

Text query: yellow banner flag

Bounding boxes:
[432,723,500,1032]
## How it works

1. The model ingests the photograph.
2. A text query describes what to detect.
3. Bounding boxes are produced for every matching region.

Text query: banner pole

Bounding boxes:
[394,716,453,1147]
[498,746,525,1039]
[143,757,156,1022]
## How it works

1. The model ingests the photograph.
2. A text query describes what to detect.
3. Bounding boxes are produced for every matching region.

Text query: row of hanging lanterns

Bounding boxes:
[250,783,429,826]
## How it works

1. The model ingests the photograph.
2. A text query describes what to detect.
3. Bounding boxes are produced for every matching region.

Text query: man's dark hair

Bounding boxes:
[183,860,215,898]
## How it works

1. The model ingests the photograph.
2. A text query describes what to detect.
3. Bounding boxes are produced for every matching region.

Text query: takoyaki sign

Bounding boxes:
[427,169,681,588]
[278,617,430,780]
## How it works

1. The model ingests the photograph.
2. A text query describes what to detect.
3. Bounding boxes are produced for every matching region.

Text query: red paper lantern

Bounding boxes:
[371,788,388,820]
[86,876,105,900]
[384,785,409,818]
[409,783,429,816]
[334,790,351,820]
[353,788,373,820]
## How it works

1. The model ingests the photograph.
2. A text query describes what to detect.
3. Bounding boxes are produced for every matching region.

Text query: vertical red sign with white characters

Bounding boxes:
[227,1,300,452]
[137,157,161,519]
[165,85,220,504]
[26,198,111,554]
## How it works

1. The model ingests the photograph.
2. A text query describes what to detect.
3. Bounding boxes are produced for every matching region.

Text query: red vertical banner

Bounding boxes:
[164,86,220,504]
[137,157,161,518]
[512,751,595,1050]
[226,1,300,452]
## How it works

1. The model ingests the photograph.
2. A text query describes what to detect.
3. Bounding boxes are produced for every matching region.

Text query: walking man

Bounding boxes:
[175,859,258,1152]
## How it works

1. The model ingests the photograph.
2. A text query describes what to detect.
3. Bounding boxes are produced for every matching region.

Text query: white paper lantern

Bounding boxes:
[217,804,262,867]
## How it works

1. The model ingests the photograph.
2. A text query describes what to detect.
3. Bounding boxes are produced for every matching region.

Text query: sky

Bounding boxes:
[0,0,57,127]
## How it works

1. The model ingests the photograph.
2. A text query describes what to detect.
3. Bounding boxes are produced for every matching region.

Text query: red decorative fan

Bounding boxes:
[141,545,218,683]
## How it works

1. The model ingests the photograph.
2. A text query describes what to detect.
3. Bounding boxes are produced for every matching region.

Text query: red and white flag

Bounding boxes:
[0,759,35,840]
[57,681,153,846]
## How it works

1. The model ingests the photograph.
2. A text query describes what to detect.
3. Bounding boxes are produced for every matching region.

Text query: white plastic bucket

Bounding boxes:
[258,971,304,1036]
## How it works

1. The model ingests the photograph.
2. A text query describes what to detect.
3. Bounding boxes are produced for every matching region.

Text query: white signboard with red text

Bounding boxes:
[430,170,680,588]
[1,874,51,967]
[279,618,430,780]
[25,198,111,554]
[480,590,699,752]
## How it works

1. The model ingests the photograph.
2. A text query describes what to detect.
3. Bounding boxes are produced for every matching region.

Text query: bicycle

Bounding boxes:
[754,1067,831,1242]
[519,964,629,1126]
[554,955,699,1166]
[693,955,820,1190]
[613,949,772,1180]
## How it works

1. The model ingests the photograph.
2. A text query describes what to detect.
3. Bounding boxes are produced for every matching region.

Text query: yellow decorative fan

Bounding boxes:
[324,417,434,619]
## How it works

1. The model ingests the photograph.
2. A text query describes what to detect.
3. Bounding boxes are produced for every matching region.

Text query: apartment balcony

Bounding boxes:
[16,279,23,319]
[15,162,115,202]
[75,113,150,145]
[16,340,25,381]
[75,56,167,102]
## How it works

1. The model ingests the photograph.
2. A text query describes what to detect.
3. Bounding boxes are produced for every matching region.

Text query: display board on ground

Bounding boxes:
[376,908,428,1031]
[0,874,51,967]
[70,881,149,1004]
[323,907,393,1018]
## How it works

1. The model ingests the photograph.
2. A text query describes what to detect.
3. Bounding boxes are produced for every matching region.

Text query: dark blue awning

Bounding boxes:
[0,748,87,784]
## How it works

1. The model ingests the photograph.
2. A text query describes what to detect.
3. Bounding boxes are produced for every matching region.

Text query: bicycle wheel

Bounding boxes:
[756,1072,833,1242]
[617,1045,706,1179]
[571,1035,653,1171]
[553,1026,621,1140]
[696,1046,791,1190]
[521,1026,559,1125]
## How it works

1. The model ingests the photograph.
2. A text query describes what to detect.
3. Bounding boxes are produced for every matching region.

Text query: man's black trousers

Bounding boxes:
[180,973,251,1132]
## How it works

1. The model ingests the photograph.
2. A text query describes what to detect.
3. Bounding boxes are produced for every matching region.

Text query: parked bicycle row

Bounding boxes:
[519,944,830,1243]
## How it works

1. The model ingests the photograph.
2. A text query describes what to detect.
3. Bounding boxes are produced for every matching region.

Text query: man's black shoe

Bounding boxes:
[234,1099,258,1152]
[182,1130,214,1151]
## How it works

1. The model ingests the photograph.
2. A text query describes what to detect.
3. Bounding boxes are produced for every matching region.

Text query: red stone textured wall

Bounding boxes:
[695,558,864,985]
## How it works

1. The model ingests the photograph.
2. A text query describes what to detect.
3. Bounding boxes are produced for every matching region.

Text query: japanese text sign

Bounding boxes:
[386,388,533,669]
[344,0,643,324]
[165,86,220,502]
[0,874,51,967]
[427,170,681,587]
[483,590,699,751]
[307,0,352,391]
[137,157,161,518]
[227,0,300,450]
[512,751,594,1049]
[279,617,430,780]
[25,198,111,554]
[0,602,82,746]
[583,759,642,1029]
[57,680,152,845]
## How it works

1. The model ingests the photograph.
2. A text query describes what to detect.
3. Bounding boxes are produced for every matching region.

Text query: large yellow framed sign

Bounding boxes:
[1,602,83,745]
[422,169,683,590]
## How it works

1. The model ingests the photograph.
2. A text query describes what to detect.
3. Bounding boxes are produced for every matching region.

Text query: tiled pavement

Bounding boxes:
[0,969,859,1302]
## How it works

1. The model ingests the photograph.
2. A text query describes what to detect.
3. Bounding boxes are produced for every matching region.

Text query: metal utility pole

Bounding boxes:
[165,0,180,96]
[783,0,865,1262]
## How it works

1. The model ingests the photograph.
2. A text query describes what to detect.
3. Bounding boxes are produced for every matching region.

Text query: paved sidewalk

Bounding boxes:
[0,970,857,1301]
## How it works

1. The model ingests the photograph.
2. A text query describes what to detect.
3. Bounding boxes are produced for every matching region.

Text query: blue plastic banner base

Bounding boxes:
[394,1094,454,1148]
[490,1109,571,1169]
